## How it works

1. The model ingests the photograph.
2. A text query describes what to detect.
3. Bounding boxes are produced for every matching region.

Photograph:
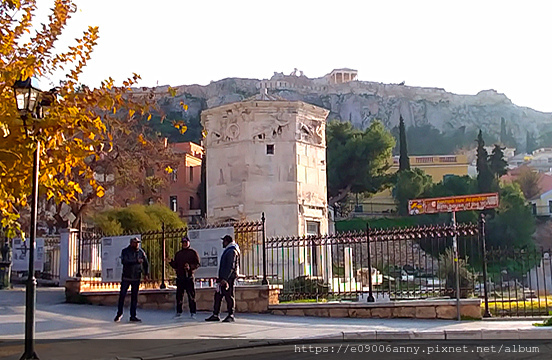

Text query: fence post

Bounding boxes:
[366,223,374,302]
[76,216,82,278]
[261,212,268,285]
[160,222,167,289]
[451,211,461,321]
[480,214,491,317]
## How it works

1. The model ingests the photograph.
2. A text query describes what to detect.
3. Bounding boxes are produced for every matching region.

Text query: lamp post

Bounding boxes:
[13,78,53,360]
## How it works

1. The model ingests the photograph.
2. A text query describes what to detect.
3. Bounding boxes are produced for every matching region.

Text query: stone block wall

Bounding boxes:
[65,279,481,320]
[269,299,482,320]
[65,279,281,313]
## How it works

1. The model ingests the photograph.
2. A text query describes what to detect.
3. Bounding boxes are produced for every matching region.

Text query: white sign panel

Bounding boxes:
[11,238,45,272]
[101,234,141,282]
[188,227,233,279]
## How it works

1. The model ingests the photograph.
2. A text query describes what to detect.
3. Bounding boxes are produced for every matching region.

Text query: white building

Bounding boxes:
[201,91,330,238]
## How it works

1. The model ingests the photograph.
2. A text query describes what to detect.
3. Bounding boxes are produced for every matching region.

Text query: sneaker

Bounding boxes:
[129,317,142,322]
[190,313,196,319]
[114,314,122,322]
[222,315,235,323]
[174,313,182,319]
[205,314,220,322]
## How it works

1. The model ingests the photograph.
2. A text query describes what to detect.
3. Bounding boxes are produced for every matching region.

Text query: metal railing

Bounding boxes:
[70,215,552,317]
[266,223,481,302]
[77,220,265,287]
[485,247,552,317]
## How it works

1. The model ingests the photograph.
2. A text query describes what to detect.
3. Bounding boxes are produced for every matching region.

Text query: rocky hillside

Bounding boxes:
[135,73,552,149]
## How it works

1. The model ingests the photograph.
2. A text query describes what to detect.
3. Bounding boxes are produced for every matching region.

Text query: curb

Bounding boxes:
[113,328,552,360]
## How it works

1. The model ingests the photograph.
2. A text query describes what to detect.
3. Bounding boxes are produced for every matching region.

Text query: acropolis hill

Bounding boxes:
[132,69,552,146]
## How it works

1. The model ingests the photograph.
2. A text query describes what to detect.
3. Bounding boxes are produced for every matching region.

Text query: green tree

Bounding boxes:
[398,115,410,171]
[91,204,185,234]
[326,120,395,206]
[393,168,432,216]
[499,117,517,148]
[427,175,477,198]
[486,183,536,249]
[538,130,552,148]
[526,131,538,154]
[476,130,494,193]
[489,144,508,181]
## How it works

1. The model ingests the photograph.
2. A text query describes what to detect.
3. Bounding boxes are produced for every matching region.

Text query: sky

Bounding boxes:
[34,0,552,113]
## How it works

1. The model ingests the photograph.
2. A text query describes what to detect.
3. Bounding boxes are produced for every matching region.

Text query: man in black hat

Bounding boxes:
[114,237,149,322]
[205,234,240,322]
[168,236,200,318]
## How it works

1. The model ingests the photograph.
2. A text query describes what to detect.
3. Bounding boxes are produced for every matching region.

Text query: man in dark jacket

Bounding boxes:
[205,235,240,322]
[114,237,149,322]
[168,236,200,318]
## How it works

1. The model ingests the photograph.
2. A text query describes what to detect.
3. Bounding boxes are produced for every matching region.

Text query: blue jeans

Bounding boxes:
[117,280,140,318]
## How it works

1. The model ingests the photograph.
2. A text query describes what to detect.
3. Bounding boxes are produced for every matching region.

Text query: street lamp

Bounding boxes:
[13,77,54,360]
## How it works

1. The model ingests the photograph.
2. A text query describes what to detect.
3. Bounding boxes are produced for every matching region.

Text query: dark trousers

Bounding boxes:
[176,277,196,314]
[213,278,235,316]
[117,279,140,318]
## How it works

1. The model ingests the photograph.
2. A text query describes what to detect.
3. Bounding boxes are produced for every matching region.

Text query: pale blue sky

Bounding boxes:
[36,0,552,112]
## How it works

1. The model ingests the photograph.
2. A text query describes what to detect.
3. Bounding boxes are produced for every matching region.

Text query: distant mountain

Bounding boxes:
[133,71,552,150]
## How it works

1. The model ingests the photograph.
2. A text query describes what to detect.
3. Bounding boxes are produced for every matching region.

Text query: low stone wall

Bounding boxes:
[269,299,482,320]
[65,279,281,313]
[65,279,481,319]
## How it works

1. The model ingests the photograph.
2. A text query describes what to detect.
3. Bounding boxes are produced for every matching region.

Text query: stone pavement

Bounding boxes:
[1,288,552,360]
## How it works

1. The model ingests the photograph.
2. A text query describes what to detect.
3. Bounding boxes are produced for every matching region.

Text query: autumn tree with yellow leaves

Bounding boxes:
[1,1,183,237]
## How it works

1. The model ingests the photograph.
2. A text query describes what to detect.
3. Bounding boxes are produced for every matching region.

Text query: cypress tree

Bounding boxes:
[489,144,508,181]
[399,115,410,171]
[476,130,494,193]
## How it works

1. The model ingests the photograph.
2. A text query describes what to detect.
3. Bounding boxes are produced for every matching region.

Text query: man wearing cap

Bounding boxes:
[168,236,200,318]
[205,235,240,322]
[114,237,149,323]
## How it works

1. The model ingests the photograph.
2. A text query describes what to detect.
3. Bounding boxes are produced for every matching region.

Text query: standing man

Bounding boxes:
[169,236,200,319]
[114,237,149,323]
[205,235,240,323]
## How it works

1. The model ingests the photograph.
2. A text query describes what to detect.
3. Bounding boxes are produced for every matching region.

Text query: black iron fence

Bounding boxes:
[74,215,552,318]
[77,220,265,287]
[485,247,552,317]
[267,223,481,302]
[10,236,60,284]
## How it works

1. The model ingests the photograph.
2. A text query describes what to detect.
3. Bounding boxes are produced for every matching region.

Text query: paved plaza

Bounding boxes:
[1,288,552,359]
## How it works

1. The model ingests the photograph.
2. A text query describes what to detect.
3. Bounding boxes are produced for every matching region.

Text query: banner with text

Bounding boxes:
[408,193,499,215]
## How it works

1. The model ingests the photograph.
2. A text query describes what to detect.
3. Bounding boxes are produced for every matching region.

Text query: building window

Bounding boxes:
[170,196,177,212]
[306,221,320,236]
[189,166,193,182]
[189,196,195,210]
[172,169,178,182]
[549,200,552,214]
[266,144,274,155]
[532,203,537,215]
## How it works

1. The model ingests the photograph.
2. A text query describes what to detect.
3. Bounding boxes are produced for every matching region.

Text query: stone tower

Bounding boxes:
[201,92,330,237]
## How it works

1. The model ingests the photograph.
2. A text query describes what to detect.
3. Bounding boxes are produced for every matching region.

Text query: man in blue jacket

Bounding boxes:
[205,235,240,322]
[114,237,149,322]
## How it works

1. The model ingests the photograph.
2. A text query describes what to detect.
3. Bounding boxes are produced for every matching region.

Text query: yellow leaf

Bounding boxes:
[147,114,152,121]
[113,107,117,114]
[179,125,187,134]
[129,109,135,118]
[138,134,147,145]
[165,166,173,174]
[96,187,105,198]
